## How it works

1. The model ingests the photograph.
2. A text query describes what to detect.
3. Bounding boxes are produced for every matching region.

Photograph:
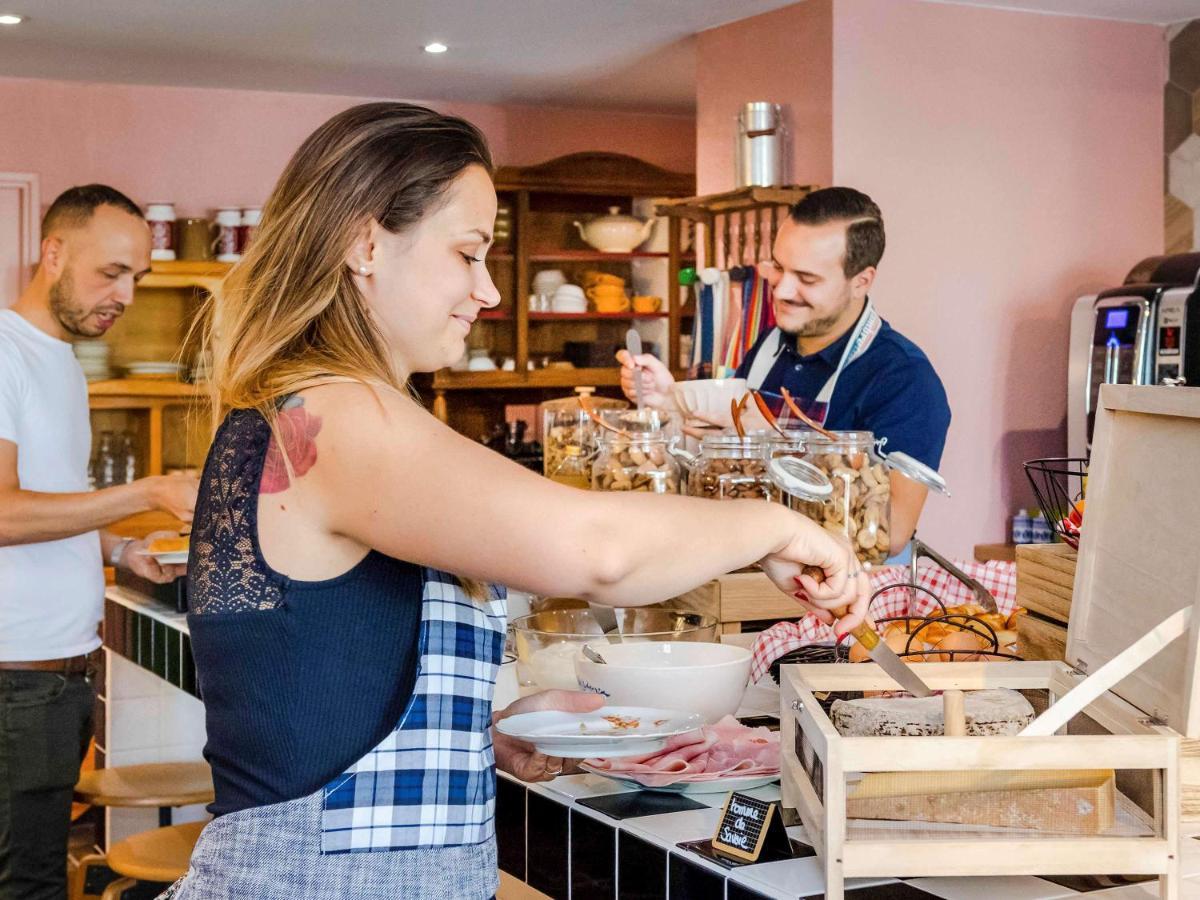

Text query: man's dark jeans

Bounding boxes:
[0,668,95,900]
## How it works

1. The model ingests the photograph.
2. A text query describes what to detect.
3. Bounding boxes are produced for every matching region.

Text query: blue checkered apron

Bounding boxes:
[320,568,507,853]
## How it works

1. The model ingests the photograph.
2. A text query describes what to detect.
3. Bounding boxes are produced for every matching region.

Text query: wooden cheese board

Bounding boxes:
[779,384,1200,899]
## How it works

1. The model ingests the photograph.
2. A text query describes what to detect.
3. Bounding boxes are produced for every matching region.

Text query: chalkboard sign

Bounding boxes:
[710,792,790,863]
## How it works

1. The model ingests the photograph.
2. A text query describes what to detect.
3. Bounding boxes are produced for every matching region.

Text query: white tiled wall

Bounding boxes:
[102,650,209,847]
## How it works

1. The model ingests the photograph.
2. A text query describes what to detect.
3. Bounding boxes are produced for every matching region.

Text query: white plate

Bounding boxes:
[138,549,188,565]
[127,362,183,373]
[578,765,780,794]
[495,706,703,759]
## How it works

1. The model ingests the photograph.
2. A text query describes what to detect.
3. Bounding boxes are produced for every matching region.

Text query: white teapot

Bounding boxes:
[573,207,656,253]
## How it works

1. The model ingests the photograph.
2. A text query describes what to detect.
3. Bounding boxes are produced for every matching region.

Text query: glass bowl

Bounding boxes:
[511,608,718,690]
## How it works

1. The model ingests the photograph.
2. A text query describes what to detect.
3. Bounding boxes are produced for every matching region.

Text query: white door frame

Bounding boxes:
[0,172,40,290]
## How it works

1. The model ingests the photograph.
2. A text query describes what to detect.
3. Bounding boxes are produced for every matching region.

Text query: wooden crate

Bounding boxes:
[781,385,1200,897]
[1016,543,1076,623]
[665,570,801,635]
[1016,543,1076,662]
[780,661,1180,898]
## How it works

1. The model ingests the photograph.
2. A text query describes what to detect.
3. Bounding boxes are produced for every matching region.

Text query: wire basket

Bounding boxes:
[1023,457,1088,548]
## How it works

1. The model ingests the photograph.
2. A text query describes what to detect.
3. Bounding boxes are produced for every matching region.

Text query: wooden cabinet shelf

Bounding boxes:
[527,250,680,263]
[428,152,696,434]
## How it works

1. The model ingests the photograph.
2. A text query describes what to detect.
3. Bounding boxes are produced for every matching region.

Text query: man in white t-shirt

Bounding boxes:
[0,185,198,899]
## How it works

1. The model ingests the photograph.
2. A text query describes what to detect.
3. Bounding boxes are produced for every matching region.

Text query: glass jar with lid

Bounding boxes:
[681,433,775,501]
[796,431,891,565]
[540,388,627,480]
[592,431,680,494]
[546,444,591,490]
[766,429,814,511]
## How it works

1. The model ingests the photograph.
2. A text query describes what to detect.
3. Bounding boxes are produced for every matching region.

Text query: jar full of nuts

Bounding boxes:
[797,431,891,565]
[681,434,776,502]
[540,389,627,479]
[592,433,680,493]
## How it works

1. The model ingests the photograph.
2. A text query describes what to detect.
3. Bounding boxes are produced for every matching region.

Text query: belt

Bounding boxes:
[0,653,94,675]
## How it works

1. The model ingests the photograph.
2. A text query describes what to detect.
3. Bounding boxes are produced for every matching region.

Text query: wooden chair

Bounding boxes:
[99,821,205,899]
[71,763,213,900]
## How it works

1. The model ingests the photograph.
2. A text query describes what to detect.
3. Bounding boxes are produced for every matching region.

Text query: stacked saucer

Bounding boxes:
[73,340,113,381]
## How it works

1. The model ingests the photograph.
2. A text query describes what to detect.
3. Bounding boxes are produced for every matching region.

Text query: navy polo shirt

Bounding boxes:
[736,306,951,469]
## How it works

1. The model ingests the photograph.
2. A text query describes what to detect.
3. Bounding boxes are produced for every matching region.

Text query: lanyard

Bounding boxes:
[745,299,882,424]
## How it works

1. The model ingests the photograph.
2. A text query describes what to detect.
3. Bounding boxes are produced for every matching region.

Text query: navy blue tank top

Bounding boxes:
[187,406,423,817]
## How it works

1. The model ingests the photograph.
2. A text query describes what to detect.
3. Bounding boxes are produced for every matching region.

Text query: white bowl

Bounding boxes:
[671,378,749,420]
[575,641,751,724]
[551,299,588,314]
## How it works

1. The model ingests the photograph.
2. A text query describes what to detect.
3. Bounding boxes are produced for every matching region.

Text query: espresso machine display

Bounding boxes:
[1068,253,1200,458]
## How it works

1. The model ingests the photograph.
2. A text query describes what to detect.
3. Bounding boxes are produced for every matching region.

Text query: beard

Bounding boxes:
[49,269,121,337]
[777,287,854,338]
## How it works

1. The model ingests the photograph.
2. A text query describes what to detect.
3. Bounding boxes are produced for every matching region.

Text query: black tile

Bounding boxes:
[668,852,725,900]
[677,837,815,871]
[166,628,181,688]
[1037,873,1155,892]
[495,777,526,880]
[804,882,944,899]
[570,809,615,899]
[180,635,197,697]
[526,791,569,899]
[728,885,774,900]
[152,619,168,679]
[617,831,667,900]
[137,613,152,668]
[576,791,706,821]
[124,606,136,662]
[93,694,106,745]
[93,645,107,691]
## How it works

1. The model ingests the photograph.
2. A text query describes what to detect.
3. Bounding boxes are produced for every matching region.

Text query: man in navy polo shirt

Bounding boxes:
[618,187,951,556]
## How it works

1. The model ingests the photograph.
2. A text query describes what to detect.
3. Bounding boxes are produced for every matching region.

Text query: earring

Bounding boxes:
[358,266,369,276]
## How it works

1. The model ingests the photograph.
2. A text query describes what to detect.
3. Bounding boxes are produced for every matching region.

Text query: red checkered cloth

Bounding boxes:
[749,559,1018,683]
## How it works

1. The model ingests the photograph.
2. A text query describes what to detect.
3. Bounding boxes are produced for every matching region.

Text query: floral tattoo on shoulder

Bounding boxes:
[260,395,323,494]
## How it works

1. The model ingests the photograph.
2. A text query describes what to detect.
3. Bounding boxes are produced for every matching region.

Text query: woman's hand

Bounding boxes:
[758,512,871,636]
[492,689,605,783]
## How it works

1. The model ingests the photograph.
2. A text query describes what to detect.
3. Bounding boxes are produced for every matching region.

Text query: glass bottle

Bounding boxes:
[120,432,138,484]
[91,431,117,490]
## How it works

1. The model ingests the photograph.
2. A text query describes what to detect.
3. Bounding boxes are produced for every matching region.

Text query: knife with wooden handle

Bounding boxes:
[801,565,933,697]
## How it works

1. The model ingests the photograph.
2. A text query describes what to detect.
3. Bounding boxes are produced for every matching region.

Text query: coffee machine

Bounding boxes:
[1067,252,1200,458]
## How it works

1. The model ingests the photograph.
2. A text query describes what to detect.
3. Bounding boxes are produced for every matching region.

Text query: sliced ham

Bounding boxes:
[584,716,779,787]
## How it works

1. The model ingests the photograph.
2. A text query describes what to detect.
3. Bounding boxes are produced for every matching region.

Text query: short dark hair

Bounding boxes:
[41,184,144,237]
[788,187,885,278]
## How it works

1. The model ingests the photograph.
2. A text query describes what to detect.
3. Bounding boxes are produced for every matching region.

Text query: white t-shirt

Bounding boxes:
[0,309,103,661]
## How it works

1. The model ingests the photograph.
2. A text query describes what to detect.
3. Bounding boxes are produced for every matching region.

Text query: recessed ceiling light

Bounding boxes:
[423,42,448,54]
[0,14,25,25]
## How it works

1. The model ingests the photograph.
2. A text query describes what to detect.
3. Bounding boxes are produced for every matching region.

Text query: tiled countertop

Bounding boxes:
[104,586,198,697]
[497,769,1200,899]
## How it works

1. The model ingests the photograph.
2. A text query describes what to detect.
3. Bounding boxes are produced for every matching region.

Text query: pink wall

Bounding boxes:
[832,1,1163,556]
[695,0,833,194]
[696,0,1163,557]
[0,77,695,217]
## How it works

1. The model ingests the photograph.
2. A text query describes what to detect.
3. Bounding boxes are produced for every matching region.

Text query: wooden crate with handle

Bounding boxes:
[1016,543,1076,661]
[780,385,1200,898]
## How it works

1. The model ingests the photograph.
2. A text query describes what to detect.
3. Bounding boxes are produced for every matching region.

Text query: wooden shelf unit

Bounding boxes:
[427,151,695,436]
[87,262,228,537]
[654,184,816,376]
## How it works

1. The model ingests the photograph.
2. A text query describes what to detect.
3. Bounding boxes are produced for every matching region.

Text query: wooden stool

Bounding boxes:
[72,763,213,900]
[99,821,204,899]
[75,762,214,827]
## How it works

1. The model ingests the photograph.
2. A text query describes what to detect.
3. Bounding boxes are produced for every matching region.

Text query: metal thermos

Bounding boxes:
[735,102,786,188]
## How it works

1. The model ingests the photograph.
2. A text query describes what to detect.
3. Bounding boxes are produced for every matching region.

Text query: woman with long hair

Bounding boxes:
[163,101,868,899]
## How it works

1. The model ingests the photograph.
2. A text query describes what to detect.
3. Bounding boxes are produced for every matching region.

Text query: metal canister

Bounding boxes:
[735,102,787,188]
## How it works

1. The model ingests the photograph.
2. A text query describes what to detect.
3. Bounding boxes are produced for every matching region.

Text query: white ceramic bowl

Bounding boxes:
[671,378,749,421]
[575,641,751,723]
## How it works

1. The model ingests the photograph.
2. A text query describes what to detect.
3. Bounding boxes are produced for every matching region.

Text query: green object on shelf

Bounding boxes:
[678,266,698,286]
